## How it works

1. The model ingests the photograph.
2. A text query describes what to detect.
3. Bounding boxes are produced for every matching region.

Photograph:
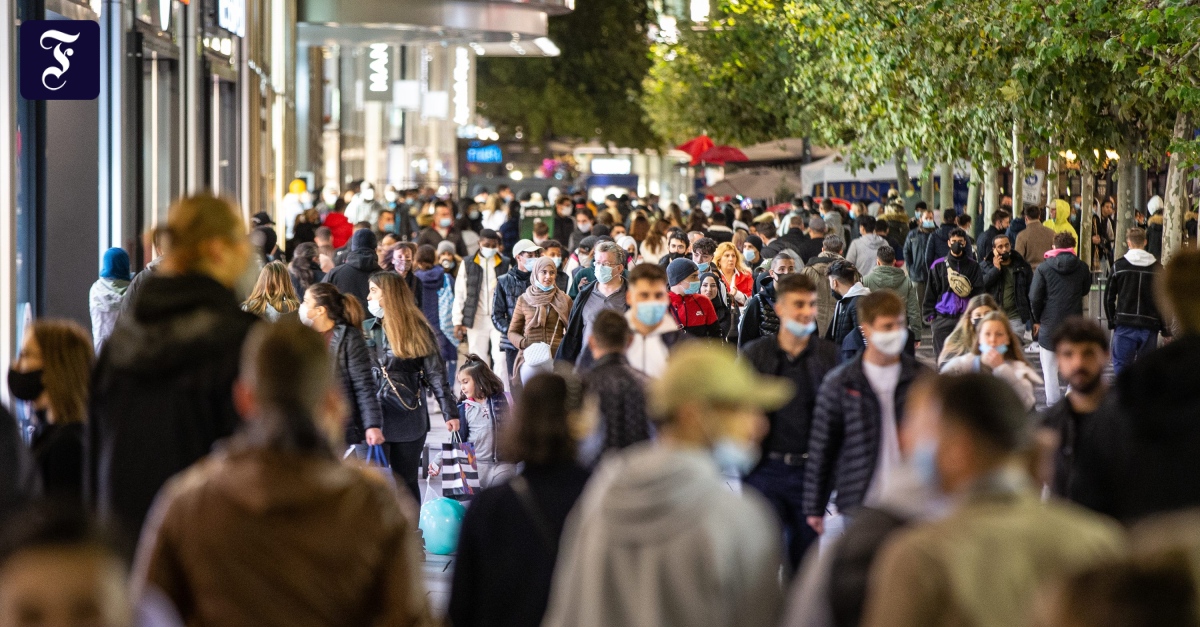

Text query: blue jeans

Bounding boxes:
[1112,326,1158,376]
[743,458,818,573]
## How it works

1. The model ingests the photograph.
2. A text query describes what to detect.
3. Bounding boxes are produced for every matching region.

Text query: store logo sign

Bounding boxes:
[365,44,391,101]
[20,21,100,100]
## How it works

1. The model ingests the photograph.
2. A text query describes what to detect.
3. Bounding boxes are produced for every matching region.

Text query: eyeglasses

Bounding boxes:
[596,261,623,269]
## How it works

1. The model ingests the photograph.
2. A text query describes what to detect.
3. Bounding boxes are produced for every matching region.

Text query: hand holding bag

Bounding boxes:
[363,444,397,488]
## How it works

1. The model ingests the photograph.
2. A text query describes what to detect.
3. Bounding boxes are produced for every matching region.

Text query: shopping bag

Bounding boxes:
[420,479,466,555]
[440,433,480,500]
[364,444,396,487]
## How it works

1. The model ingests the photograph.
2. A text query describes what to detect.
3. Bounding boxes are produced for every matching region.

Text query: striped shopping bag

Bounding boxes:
[441,433,481,500]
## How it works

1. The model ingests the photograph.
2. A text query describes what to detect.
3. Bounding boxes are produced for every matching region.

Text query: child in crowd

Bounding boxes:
[431,355,514,489]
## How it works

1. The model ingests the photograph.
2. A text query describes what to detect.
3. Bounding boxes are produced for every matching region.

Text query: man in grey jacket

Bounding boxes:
[542,343,792,627]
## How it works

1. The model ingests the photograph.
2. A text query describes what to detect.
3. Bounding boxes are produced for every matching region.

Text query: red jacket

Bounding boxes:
[668,292,719,337]
[323,213,353,249]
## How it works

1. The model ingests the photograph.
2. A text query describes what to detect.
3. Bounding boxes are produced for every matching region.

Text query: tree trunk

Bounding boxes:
[1163,111,1192,266]
[940,163,955,214]
[966,162,982,224]
[1115,145,1136,259]
[1046,150,1058,206]
[894,150,910,198]
[984,163,999,223]
[1011,121,1025,211]
[922,160,936,207]
[1079,158,1095,271]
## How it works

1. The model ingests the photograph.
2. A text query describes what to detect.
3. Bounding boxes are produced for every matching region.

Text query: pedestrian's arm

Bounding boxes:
[131,489,191,620]
[452,263,468,326]
[859,537,945,627]
[803,378,845,517]
[1103,272,1118,329]
[490,282,509,334]
[922,268,938,320]
[737,300,762,350]
[1029,269,1046,322]
[905,285,922,340]
[508,305,528,349]
[980,264,1001,291]
[347,333,384,431]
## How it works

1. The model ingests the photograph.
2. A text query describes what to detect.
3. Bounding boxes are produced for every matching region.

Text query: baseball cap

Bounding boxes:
[251,212,274,227]
[649,343,794,419]
[512,239,544,257]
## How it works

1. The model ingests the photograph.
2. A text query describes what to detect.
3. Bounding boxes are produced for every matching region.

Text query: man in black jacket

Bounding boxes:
[980,233,1032,336]
[1030,232,1092,405]
[923,228,984,357]
[1069,250,1200,524]
[1104,227,1169,375]
[738,251,798,349]
[556,241,628,366]
[88,195,258,550]
[580,310,650,466]
[741,273,839,570]
[804,291,929,534]
[976,209,1011,265]
[762,214,809,261]
[921,209,959,271]
[825,260,870,348]
[492,239,542,378]
[323,229,380,309]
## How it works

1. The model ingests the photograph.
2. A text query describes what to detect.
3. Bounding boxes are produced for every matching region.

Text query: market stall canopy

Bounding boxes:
[702,168,805,201]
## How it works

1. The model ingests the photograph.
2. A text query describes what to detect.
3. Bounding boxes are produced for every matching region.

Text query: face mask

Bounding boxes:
[7,369,44,402]
[536,281,555,292]
[368,300,384,319]
[559,206,573,217]
[578,223,592,233]
[684,281,702,295]
[742,249,756,263]
[911,439,940,491]
[469,210,481,220]
[869,328,908,356]
[479,247,497,259]
[441,259,455,270]
[595,265,615,284]
[578,253,593,267]
[712,437,760,476]
[323,193,339,206]
[394,259,408,273]
[636,301,668,326]
[849,210,858,219]
[298,303,313,327]
[784,319,816,338]
[439,217,453,228]
[980,341,1009,355]
[384,190,399,203]
[549,257,562,268]
[696,262,710,272]
[361,188,375,202]
[922,220,936,229]
[830,288,844,301]
[949,242,965,256]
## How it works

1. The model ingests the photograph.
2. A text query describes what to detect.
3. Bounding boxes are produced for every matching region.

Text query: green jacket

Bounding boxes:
[862,265,922,341]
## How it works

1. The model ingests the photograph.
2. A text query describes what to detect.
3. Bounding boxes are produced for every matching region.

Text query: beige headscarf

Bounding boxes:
[523,256,571,327]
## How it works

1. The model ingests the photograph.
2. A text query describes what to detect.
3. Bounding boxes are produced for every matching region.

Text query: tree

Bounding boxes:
[476,0,659,149]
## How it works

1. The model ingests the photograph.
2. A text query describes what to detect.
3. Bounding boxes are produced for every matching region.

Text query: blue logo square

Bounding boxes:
[20,20,100,101]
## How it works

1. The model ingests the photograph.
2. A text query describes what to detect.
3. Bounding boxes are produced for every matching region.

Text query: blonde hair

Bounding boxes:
[939,294,1001,365]
[28,320,94,425]
[370,272,436,359]
[243,261,300,316]
[971,312,1031,365]
[714,241,751,274]
[163,195,245,273]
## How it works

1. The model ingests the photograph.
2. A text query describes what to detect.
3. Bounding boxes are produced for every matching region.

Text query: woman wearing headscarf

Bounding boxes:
[88,247,131,352]
[508,256,573,386]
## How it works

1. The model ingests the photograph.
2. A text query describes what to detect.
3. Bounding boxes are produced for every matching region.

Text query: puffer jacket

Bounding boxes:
[826,283,870,347]
[492,267,531,352]
[363,320,458,443]
[89,278,130,352]
[802,352,929,517]
[737,274,780,350]
[458,253,511,327]
[508,290,572,357]
[862,265,921,341]
[1105,249,1168,333]
[329,324,382,446]
[980,251,1034,324]
[902,227,934,284]
[415,266,456,362]
[800,253,842,338]
[1030,251,1092,350]
[921,223,957,271]
[324,249,381,309]
[89,273,258,546]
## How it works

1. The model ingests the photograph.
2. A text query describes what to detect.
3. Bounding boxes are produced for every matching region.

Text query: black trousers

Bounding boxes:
[386,439,427,503]
[931,315,958,359]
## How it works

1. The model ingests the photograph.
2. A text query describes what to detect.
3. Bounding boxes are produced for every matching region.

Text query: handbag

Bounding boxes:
[440,432,481,501]
[375,365,424,413]
[363,444,397,488]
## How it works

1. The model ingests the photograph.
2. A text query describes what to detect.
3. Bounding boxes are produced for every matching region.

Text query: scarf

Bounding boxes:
[523,256,571,328]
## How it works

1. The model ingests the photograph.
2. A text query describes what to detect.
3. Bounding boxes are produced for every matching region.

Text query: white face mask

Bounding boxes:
[385,190,399,203]
[869,328,908,357]
[368,300,384,319]
[298,303,314,327]
[323,193,339,206]
[479,246,497,259]
[361,187,376,202]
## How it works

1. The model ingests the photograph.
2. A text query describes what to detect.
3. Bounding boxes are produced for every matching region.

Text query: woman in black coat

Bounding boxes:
[300,283,383,453]
[448,372,590,627]
[363,272,459,502]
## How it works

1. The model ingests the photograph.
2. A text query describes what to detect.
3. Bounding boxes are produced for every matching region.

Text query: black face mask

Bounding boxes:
[830,288,844,302]
[1000,251,1012,262]
[668,252,684,261]
[7,369,44,402]
[949,242,965,256]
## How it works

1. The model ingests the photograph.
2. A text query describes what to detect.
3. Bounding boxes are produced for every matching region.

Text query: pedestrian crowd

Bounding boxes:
[4,185,1199,627]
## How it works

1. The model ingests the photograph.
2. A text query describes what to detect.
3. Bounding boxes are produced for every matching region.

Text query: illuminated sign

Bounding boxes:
[591,158,632,175]
[453,47,471,126]
[217,0,245,37]
[467,144,503,164]
[365,44,391,101]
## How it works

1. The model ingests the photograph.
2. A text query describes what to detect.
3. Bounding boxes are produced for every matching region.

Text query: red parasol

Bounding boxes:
[676,135,715,166]
[698,145,749,165]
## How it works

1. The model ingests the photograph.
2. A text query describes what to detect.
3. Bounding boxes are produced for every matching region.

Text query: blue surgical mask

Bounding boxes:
[696,262,710,272]
[742,249,756,263]
[980,341,1009,355]
[849,210,858,219]
[684,281,701,295]
[922,220,936,229]
[712,437,760,476]
[636,301,668,327]
[549,256,562,268]
[595,265,615,284]
[911,439,940,491]
[439,217,453,228]
[536,281,555,292]
[784,319,816,338]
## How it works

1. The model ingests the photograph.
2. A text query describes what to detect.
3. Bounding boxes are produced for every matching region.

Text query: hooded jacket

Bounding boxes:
[923,254,984,320]
[1105,249,1168,333]
[414,266,456,361]
[862,266,921,341]
[135,443,434,627]
[800,253,842,337]
[324,249,381,309]
[88,274,258,546]
[1030,250,1092,350]
[1147,213,1165,259]
[1070,335,1200,524]
[902,227,934,284]
[980,250,1034,324]
[738,273,780,349]
[826,283,870,347]
[845,234,888,273]
[89,278,130,352]
[322,212,353,249]
[921,223,958,271]
[542,443,784,627]
[1044,199,1079,251]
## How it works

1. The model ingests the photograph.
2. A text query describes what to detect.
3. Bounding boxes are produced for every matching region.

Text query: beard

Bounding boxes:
[1069,372,1104,395]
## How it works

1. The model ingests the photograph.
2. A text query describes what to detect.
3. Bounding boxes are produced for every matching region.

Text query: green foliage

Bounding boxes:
[475,0,659,149]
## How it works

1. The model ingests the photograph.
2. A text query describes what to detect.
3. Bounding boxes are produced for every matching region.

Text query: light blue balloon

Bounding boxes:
[420,497,467,555]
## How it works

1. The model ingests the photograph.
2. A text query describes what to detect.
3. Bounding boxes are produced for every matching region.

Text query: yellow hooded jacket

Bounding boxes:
[1044,199,1079,252]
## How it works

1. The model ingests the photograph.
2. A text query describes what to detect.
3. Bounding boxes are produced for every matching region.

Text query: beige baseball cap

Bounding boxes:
[649,343,795,419]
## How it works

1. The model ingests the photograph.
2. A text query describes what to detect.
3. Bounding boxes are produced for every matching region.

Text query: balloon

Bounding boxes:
[420,497,467,555]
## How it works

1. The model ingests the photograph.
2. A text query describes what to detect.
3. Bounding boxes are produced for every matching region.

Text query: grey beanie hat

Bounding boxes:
[666,258,700,287]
